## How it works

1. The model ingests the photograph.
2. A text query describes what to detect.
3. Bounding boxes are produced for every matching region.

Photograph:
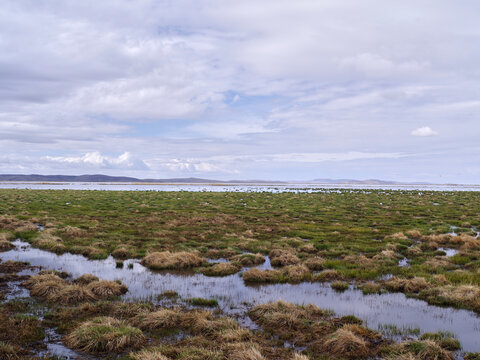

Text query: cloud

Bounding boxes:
[45,152,149,170]
[411,126,438,137]
[0,1,479,183]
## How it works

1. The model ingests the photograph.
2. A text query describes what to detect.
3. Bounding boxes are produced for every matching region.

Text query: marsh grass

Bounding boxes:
[65,316,145,353]
[188,297,218,307]
[141,251,205,270]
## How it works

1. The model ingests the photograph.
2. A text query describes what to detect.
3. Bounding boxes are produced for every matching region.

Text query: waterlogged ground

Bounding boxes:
[1,189,480,359]
[2,240,480,353]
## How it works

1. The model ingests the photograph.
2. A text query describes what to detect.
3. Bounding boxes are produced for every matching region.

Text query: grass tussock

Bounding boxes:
[130,349,170,360]
[401,340,455,360]
[231,253,265,266]
[86,280,128,299]
[47,284,97,304]
[303,256,325,271]
[112,247,131,259]
[23,273,66,289]
[74,274,99,285]
[229,346,266,360]
[243,265,310,283]
[141,251,205,270]
[321,328,370,359]
[269,249,300,266]
[65,316,145,353]
[313,269,343,282]
[385,277,430,294]
[243,268,281,283]
[201,262,240,277]
[418,284,480,312]
[133,309,180,330]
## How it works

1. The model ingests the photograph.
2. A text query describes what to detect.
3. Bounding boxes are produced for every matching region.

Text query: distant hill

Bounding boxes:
[0,174,283,184]
[0,174,432,185]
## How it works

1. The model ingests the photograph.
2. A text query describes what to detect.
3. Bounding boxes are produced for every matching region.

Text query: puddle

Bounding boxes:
[2,241,480,352]
[39,328,92,360]
[206,258,229,264]
[438,247,459,257]
[398,257,409,267]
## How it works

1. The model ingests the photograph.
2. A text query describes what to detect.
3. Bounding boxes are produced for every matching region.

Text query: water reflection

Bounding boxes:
[1,240,480,351]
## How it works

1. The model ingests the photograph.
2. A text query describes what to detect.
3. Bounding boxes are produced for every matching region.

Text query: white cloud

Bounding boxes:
[45,152,149,170]
[411,126,438,137]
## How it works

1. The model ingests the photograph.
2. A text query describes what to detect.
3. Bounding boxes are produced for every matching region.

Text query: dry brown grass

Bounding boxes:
[299,243,317,254]
[291,354,310,360]
[321,328,370,359]
[386,232,408,241]
[384,277,430,293]
[313,269,343,282]
[130,349,170,360]
[373,250,397,260]
[230,253,265,266]
[133,309,180,330]
[65,316,145,353]
[47,284,97,304]
[406,230,422,239]
[283,265,310,283]
[0,232,13,241]
[23,273,66,289]
[201,262,240,277]
[141,251,205,270]
[112,247,131,259]
[86,280,128,299]
[303,256,325,270]
[61,226,87,237]
[400,340,454,360]
[30,280,65,298]
[249,301,329,334]
[229,346,266,360]
[74,274,99,285]
[269,249,300,266]
[216,328,252,342]
[424,257,453,269]
[243,268,281,283]
[419,284,480,311]
[0,240,14,252]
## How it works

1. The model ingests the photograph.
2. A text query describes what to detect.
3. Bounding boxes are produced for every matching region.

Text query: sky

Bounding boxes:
[1,0,479,183]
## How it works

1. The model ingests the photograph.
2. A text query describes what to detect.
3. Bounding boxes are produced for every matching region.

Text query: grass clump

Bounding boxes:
[401,340,454,360]
[86,280,128,299]
[47,284,97,304]
[201,262,240,277]
[420,332,461,351]
[231,253,265,266]
[321,328,370,359]
[0,341,21,359]
[74,274,99,285]
[331,281,349,292]
[188,297,218,307]
[269,249,300,267]
[141,251,205,270]
[130,348,170,360]
[384,277,430,294]
[65,316,145,353]
[418,284,480,312]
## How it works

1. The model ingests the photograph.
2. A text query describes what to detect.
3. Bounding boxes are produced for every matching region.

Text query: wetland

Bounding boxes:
[1,188,480,359]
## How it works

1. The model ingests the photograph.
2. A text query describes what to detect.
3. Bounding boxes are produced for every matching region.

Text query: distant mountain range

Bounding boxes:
[0,174,432,185]
[0,174,283,184]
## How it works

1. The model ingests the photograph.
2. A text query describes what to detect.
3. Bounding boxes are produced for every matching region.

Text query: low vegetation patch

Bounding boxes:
[141,251,205,270]
[65,316,146,353]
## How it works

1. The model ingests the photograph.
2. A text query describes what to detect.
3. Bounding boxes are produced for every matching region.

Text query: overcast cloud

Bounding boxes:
[1,0,479,183]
